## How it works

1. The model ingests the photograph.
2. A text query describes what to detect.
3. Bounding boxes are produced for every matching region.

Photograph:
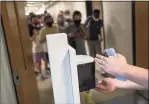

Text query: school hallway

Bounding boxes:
[1,1,148,104]
[36,48,135,104]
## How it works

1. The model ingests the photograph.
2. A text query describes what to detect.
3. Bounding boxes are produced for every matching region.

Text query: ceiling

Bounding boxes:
[25,0,61,15]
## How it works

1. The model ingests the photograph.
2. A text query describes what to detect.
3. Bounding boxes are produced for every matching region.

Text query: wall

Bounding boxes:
[92,1,103,18]
[0,18,17,104]
[46,2,87,23]
[134,2,148,103]
[102,2,148,104]
[135,2,148,69]
[103,2,133,64]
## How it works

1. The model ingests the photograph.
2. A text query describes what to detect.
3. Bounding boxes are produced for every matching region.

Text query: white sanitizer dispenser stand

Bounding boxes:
[46,33,96,104]
[46,33,80,104]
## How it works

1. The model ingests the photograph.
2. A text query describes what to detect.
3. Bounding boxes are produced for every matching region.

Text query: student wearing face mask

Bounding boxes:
[85,9,103,57]
[39,15,58,73]
[64,10,72,25]
[57,13,68,33]
[65,11,89,55]
[28,15,43,74]
[28,15,41,39]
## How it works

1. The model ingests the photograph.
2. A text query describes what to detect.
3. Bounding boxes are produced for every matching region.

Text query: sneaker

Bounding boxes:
[42,70,50,78]
[47,64,50,68]
[34,68,40,73]
[36,74,45,81]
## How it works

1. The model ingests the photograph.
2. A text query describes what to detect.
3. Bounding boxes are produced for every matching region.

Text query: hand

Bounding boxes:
[99,38,103,42]
[30,34,36,41]
[68,33,74,38]
[84,36,88,40]
[33,29,39,35]
[96,78,117,93]
[98,35,103,42]
[95,54,127,77]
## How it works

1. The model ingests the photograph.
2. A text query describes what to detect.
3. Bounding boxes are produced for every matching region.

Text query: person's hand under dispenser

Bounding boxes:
[96,78,145,93]
[95,54,148,89]
[95,78,117,93]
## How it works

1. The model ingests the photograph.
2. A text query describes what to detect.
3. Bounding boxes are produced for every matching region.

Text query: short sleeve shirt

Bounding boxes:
[39,26,58,52]
[28,23,41,37]
[85,17,103,40]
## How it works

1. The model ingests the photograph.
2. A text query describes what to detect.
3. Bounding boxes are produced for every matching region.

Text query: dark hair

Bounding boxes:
[29,12,35,16]
[44,10,48,14]
[44,15,53,21]
[73,11,82,18]
[30,15,37,21]
[65,10,70,14]
[93,9,100,14]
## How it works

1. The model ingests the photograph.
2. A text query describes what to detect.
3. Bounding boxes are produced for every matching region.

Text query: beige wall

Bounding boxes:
[46,2,87,23]
[103,2,133,64]
[92,1,103,18]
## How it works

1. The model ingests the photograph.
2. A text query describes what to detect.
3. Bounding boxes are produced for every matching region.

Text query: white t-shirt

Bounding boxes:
[32,35,44,53]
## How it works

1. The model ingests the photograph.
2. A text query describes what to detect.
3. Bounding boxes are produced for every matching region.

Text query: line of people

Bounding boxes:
[27,9,148,94]
[27,9,103,80]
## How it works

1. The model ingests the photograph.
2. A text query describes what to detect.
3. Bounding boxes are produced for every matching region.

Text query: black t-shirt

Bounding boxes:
[28,23,41,37]
[85,17,103,41]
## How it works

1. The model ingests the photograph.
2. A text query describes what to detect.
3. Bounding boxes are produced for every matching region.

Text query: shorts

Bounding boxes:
[87,40,101,57]
[33,52,44,63]
[75,39,86,55]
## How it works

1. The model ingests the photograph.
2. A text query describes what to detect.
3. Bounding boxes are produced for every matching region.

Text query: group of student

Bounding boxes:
[28,9,103,80]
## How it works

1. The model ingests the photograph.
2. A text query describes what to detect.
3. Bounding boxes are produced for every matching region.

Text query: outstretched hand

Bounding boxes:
[95,78,118,93]
[95,54,127,77]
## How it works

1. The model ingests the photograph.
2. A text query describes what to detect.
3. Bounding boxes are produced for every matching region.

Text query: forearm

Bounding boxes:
[82,26,89,39]
[121,64,148,89]
[115,80,145,90]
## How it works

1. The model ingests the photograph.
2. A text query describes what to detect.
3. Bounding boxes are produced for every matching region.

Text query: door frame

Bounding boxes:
[1,2,40,104]
[132,2,149,68]
[1,11,18,104]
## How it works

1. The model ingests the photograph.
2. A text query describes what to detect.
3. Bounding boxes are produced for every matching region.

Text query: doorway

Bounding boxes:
[0,12,18,104]
[1,1,90,104]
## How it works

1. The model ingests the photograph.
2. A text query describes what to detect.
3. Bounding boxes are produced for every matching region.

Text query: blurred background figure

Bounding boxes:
[44,10,49,16]
[57,12,68,33]
[38,14,45,27]
[39,15,58,75]
[64,10,72,25]
[65,10,89,55]
[59,10,64,15]
[28,15,41,41]
[44,10,54,23]
[85,9,103,57]
[27,14,45,80]
[27,12,35,24]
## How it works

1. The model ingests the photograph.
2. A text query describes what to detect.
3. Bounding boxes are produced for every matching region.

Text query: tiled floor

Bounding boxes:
[37,78,54,104]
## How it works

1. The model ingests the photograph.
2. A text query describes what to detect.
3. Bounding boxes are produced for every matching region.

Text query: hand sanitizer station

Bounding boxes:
[46,33,96,104]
